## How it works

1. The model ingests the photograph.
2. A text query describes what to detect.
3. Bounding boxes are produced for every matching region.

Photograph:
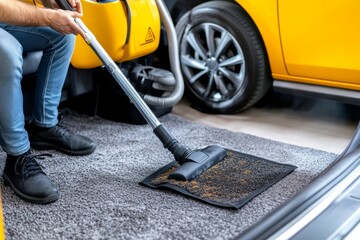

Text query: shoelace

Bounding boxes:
[54,110,75,139]
[52,124,75,139]
[16,153,52,180]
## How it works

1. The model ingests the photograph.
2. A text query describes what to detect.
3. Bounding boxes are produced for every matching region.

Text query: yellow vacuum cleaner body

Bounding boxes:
[71,0,161,69]
[24,0,161,69]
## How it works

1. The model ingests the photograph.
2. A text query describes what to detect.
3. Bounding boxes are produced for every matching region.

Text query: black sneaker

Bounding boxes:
[3,151,59,204]
[27,123,96,156]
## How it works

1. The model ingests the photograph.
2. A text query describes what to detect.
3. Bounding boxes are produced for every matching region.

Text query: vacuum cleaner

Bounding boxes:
[55,0,227,181]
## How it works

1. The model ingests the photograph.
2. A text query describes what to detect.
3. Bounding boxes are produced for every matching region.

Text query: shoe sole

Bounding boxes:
[3,174,59,204]
[30,142,96,156]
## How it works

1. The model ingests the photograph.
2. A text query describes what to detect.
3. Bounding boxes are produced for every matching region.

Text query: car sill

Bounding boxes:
[273,158,360,239]
[273,80,360,105]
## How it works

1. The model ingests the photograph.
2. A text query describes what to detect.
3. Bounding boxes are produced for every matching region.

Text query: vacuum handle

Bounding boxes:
[55,0,74,11]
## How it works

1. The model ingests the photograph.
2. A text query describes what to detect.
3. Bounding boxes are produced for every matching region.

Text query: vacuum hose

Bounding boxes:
[142,0,184,108]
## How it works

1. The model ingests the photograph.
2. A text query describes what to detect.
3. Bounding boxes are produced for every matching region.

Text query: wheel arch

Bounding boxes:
[166,0,286,80]
[234,0,286,76]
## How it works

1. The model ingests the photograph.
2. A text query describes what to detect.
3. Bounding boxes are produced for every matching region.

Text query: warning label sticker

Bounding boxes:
[144,27,155,44]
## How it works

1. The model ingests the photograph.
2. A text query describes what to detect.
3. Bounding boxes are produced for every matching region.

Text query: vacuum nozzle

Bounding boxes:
[168,145,227,181]
[153,125,227,181]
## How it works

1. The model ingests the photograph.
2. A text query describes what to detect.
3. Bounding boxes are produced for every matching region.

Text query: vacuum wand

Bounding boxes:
[56,0,227,181]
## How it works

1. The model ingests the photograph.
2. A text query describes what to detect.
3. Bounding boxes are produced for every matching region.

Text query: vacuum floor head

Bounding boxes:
[168,145,227,181]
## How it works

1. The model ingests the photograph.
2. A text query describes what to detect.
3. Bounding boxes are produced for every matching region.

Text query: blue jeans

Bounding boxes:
[0,25,75,156]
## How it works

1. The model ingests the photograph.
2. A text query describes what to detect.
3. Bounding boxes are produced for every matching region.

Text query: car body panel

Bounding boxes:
[278,0,360,86]
[235,0,360,92]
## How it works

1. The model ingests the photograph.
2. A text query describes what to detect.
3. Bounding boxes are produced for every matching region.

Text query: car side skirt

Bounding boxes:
[273,80,360,105]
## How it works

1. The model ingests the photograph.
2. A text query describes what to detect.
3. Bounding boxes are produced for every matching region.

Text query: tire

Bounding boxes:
[176,1,271,113]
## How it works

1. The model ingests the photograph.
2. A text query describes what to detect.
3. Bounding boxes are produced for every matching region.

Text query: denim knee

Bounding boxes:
[0,30,23,80]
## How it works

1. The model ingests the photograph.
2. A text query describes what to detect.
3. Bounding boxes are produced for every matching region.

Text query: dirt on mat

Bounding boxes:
[150,150,294,206]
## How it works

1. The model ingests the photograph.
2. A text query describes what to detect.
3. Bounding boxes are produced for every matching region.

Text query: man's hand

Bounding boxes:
[42,0,85,38]
[46,8,86,38]
[41,0,85,38]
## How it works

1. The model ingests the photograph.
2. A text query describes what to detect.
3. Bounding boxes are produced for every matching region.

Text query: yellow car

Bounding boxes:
[165,0,360,113]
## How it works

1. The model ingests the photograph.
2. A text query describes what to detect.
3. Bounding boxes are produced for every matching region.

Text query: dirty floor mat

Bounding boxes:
[141,149,297,209]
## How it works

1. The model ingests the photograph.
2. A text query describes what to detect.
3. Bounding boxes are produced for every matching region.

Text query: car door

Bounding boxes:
[278,0,360,86]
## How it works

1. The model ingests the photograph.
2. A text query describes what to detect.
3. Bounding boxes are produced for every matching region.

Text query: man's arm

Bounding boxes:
[0,0,51,26]
[0,0,85,37]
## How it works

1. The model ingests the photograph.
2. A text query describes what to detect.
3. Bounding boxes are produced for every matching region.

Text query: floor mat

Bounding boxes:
[140,149,297,209]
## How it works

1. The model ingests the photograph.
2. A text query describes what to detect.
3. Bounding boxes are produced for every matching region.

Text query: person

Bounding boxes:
[0,0,96,204]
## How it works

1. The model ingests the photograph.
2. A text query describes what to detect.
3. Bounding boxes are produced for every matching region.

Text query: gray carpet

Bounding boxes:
[0,113,338,240]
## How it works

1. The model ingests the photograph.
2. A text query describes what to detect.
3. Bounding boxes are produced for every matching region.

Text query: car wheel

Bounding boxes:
[176,1,271,113]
